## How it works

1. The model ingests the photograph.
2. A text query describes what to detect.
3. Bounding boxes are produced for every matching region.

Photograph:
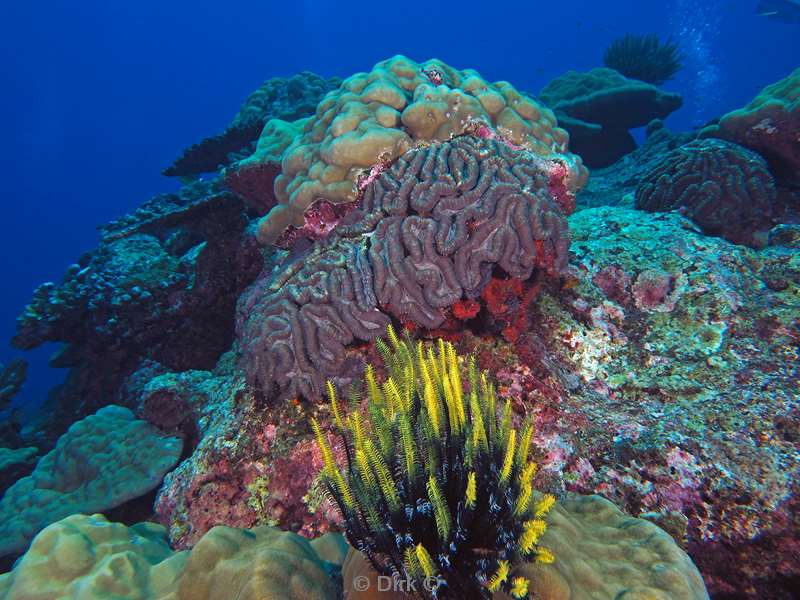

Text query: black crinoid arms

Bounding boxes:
[603,33,684,85]
[311,326,556,599]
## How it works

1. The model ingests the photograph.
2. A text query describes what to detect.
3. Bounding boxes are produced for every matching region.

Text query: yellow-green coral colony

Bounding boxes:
[312,326,555,599]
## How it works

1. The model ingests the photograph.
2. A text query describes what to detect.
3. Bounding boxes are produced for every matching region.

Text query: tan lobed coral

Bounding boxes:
[255,54,585,244]
[0,405,182,559]
[0,514,349,600]
[0,513,185,599]
[341,494,708,600]
[165,525,344,600]
[700,67,800,182]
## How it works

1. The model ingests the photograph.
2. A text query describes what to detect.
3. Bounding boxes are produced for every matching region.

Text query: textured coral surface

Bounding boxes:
[3,63,799,600]
[237,135,579,401]
[539,68,683,130]
[0,406,182,559]
[0,513,349,600]
[342,494,708,600]
[635,138,778,247]
[539,68,682,168]
[256,55,585,243]
[701,66,800,184]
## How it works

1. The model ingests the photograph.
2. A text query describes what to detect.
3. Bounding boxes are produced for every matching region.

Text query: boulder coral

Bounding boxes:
[635,138,778,247]
[700,66,800,184]
[539,68,683,168]
[251,55,585,244]
[0,405,182,560]
[0,513,349,600]
[237,135,583,401]
[341,494,708,600]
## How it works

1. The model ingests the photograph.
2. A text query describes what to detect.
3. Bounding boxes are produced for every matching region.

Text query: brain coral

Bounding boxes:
[341,494,708,600]
[700,66,800,183]
[237,135,581,401]
[0,405,182,559]
[635,138,778,247]
[254,54,585,244]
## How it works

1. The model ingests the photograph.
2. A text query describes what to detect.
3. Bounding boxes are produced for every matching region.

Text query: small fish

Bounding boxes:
[757,0,800,23]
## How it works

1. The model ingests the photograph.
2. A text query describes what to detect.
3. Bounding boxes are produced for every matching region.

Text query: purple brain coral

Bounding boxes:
[635,139,778,247]
[237,135,582,401]
[251,54,586,245]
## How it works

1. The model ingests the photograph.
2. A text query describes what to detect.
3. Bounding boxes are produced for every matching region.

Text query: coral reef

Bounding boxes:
[603,33,684,85]
[635,138,779,247]
[237,134,582,401]
[0,406,182,560]
[700,66,800,184]
[0,360,26,412]
[223,117,309,215]
[0,514,181,600]
[576,120,695,209]
[164,72,341,177]
[343,494,708,600]
[12,184,262,443]
[254,55,584,244]
[0,513,349,600]
[314,331,556,599]
[539,68,683,167]
[144,354,341,548]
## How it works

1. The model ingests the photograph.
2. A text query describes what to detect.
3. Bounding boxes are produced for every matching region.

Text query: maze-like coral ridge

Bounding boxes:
[237,136,575,401]
[635,138,778,247]
[256,54,586,244]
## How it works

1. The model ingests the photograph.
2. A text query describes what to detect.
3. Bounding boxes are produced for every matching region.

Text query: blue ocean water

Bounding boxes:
[0,1,797,417]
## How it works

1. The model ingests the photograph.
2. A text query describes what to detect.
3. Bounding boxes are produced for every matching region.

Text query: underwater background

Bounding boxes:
[0,0,798,598]
[2,0,798,410]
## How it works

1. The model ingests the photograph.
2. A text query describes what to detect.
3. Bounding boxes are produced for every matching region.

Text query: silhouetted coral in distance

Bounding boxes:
[603,33,683,85]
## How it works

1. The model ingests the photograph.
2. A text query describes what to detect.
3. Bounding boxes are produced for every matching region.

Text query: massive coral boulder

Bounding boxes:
[635,138,779,247]
[237,134,583,401]
[342,494,708,599]
[0,514,183,599]
[251,55,585,244]
[164,72,341,177]
[0,513,349,600]
[700,67,800,184]
[539,68,683,168]
[0,447,37,497]
[0,405,182,560]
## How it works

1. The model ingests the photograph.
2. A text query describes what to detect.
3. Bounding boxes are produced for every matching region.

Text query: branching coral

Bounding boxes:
[312,328,555,599]
[603,33,683,85]
[236,135,581,401]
